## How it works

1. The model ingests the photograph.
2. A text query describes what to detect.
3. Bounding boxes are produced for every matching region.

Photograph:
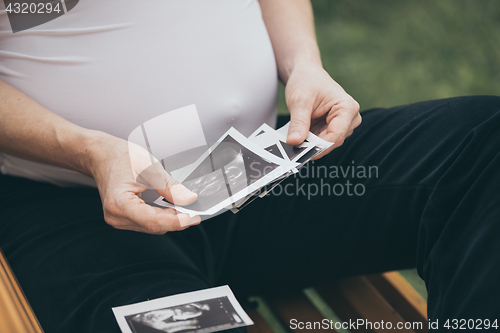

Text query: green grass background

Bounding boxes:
[267,0,499,325]
[278,0,500,115]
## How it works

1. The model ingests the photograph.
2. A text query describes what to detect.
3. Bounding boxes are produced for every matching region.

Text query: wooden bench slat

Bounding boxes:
[246,309,275,333]
[315,280,376,333]
[317,275,416,333]
[367,272,428,333]
[0,249,44,333]
[265,290,337,333]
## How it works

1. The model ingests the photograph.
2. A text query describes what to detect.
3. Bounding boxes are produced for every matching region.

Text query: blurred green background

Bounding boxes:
[277,0,500,115]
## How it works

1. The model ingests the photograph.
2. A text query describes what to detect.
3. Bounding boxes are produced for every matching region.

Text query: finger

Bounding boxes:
[341,112,362,140]
[111,210,201,234]
[178,214,202,230]
[177,213,202,228]
[286,102,312,146]
[311,112,362,161]
[112,221,154,234]
[320,111,354,148]
[160,181,198,206]
[135,205,199,234]
[321,98,360,145]
[138,161,197,206]
[344,111,362,129]
[353,112,363,130]
[108,192,200,234]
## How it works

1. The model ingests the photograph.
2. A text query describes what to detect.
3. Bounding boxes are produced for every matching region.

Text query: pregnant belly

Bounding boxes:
[0,0,278,145]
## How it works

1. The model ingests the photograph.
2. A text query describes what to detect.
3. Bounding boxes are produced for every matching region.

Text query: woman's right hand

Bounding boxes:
[0,79,198,235]
[86,132,201,234]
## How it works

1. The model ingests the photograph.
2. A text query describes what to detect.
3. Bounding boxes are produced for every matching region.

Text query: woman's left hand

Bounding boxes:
[285,63,362,160]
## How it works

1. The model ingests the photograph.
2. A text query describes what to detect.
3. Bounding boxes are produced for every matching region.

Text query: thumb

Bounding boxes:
[137,162,197,206]
[287,104,312,146]
[158,176,198,206]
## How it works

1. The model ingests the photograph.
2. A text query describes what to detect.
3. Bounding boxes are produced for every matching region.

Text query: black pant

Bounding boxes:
[1,96,499,332]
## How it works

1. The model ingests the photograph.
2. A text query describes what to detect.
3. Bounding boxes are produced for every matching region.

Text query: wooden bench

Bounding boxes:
[246,272,428,333]
[0,249,43,333]
[1,248,427,333]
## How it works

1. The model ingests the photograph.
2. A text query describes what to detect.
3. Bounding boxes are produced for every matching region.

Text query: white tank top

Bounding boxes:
[0,0,278,186]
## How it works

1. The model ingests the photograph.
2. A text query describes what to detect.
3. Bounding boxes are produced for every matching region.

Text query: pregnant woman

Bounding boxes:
[1,1,499,332]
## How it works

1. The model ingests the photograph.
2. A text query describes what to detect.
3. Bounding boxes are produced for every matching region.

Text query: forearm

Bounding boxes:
[259,0,322,83]
[0,79,105,177]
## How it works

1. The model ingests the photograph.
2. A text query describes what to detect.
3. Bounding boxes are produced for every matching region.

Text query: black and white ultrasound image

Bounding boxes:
[175,135,279,212]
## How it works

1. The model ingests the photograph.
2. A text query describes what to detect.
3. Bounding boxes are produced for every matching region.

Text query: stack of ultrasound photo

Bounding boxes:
[154,122,333,217]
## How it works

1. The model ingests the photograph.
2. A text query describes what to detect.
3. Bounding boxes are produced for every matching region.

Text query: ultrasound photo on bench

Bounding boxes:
[113,286,253,333]
[125,297,244,333]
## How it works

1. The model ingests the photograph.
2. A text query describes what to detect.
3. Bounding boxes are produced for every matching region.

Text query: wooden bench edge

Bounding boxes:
[0,249,44,333]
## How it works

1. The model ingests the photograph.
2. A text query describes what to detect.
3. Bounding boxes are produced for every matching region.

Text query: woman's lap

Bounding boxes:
[1,95,499,332]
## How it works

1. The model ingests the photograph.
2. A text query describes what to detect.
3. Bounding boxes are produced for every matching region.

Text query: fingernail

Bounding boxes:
[179,214,201,227]
[180,187,196,200]
[288,132,301,141]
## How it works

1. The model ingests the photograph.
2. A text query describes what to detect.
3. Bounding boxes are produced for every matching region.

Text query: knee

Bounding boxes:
[448,95,500,123]
[431,96,500,140]
[457,96,500,157]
